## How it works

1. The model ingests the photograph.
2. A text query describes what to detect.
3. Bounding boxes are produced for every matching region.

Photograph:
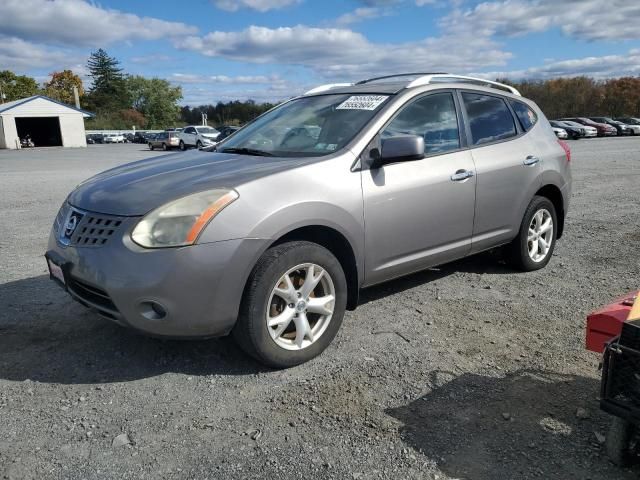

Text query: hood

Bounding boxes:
[68,149,308,216]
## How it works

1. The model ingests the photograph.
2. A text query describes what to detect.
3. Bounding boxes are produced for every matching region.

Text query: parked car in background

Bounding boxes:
[615,117,640,126]
[216,125,240,141]
[148,131,180,151]
[46,74,571,367]
[179,125,220,150]
[132,132,148,144]
[549,121,580,140]
[86,135,95,144]
[88,134,104,144]
[551,126,568,139]
[589,117,631,136]
[562,117,616,137]
[103,133,125,143]
[612,117,640,135]
[555,120,597,138]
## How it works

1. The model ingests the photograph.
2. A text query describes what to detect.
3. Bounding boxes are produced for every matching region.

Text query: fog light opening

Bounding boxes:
[139,301,168,321]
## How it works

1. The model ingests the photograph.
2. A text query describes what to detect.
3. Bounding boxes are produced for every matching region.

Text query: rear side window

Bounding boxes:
[509,100,538,131]
[382,92,460,155]
[462,93,516,145]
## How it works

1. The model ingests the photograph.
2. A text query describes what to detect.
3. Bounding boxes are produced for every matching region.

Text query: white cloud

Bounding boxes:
[443,0,640,41]
[478,49,640,80]
[0,35,83,73]
[335,7,390,26]
[174,25,512,80]
[212,0,300,12]
[171,73,284,85]
[0,0,197,47]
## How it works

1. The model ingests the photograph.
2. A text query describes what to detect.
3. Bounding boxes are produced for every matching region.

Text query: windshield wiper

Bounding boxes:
[220,147,274,157]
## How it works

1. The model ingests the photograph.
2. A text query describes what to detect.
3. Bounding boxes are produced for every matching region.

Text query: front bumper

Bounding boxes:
[46,219,269,338]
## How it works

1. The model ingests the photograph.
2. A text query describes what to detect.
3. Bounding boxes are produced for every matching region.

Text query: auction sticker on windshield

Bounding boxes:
[336,95,388,111]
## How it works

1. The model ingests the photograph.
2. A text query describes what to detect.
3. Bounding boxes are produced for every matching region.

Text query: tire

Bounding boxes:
[148,143,154,151]
[196,140,203,149]
[179,141,186,151]
[507,195,557,271]
[233,241,347,368]
[162,143,168,151]
[606,417,635,467]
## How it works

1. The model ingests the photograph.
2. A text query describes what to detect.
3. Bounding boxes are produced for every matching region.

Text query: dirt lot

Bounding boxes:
[1,140,639,479]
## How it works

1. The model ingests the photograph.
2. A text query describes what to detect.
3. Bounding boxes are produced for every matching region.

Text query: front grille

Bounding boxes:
[53,203,126,248]
[70,213,124,247]
[67,276,119,315]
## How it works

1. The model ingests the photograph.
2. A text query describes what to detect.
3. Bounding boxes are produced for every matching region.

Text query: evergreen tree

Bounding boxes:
[85,49,129,112]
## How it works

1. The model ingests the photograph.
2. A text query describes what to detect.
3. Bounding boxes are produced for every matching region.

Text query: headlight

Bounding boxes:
[131,189,238,248]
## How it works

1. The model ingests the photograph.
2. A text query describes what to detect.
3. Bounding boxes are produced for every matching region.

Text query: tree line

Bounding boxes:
[500,76,640,119]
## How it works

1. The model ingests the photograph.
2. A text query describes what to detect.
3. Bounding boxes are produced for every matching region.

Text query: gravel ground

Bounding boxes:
[0,140,639,479]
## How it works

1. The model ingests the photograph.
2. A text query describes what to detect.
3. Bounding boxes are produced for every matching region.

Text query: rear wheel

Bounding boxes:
[162,143,168,151]
[606,417,635,466]
[196,140,203,149]
[507,196,557,271]
[233,241,347,368]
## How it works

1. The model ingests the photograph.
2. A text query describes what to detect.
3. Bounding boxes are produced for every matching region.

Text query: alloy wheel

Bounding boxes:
[266,263,335,351]
[527,208,554,262]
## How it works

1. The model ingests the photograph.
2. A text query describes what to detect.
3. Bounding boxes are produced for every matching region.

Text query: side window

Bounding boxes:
[462,93,516,145]
[184,127,194,134]
[509,100,538,132]
[382,92,461,155]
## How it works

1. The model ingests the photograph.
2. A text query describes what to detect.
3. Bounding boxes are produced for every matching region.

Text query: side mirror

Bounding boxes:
[371,135,424,168]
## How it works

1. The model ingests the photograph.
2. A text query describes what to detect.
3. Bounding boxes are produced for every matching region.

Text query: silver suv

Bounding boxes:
[46,74,571,368]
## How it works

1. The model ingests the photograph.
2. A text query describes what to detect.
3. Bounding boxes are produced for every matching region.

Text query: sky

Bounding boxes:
[1,0,640,106]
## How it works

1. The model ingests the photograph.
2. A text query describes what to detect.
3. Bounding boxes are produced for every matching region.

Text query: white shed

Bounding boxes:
[0,95,93,149]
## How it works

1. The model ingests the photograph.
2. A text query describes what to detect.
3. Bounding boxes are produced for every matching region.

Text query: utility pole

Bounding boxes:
[0,82,5,104]
[202,113,207,126]
[73,86,80,109]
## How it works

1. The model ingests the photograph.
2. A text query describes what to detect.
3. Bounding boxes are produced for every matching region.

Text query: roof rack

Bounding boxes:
[355,73,448,85]
[405,74,521,96]
[304,83,353,95]
[303,74,520,97]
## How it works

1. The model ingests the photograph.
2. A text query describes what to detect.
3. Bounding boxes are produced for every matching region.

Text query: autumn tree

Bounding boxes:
[43,70,84,105]
[125,76,182,128]
[0,71,40,102]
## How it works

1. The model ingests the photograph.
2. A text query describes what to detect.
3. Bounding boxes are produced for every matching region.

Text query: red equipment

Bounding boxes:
[586,291,637,353]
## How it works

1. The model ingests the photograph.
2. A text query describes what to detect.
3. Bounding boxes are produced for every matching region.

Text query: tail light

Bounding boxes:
[557,139,571,162]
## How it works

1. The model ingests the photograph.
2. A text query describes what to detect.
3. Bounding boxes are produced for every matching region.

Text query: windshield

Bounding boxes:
[197,127,219,135]
[219,94,390,157]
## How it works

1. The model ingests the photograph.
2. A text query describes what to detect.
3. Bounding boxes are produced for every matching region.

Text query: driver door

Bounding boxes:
[361,91,477,285]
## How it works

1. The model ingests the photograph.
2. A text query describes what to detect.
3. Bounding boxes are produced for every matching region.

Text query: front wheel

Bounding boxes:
[148,143,154,150]
[179,140,186,151]
[196,140,203,149]
[507,196,557,271]
[233,241,347,368]
[162,143,168,151]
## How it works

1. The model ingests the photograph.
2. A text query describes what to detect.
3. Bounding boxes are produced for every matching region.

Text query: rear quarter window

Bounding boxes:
[462,93,517,145]
[509,100,538,132]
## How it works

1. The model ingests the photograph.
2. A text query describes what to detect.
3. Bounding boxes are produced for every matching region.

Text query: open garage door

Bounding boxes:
[15,117,63,147]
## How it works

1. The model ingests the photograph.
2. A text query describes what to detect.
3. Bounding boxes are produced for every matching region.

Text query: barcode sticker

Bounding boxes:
[336,95,388,111]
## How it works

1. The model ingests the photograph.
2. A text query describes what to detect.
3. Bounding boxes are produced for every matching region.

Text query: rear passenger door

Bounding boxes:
[459,91,542,253]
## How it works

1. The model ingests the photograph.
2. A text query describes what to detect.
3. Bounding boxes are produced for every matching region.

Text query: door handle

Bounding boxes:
[523,155,540,166]
[450,169,475,182]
